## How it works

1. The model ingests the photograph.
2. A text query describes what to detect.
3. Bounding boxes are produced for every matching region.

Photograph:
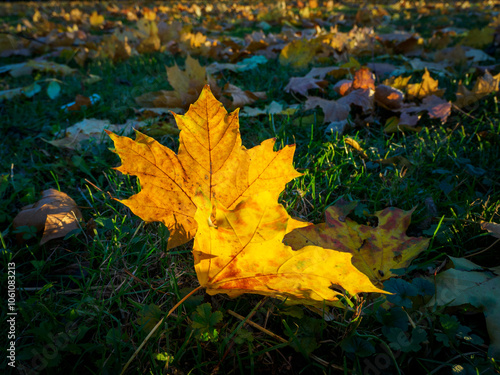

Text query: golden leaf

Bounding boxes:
[193,192,386,306]
[89,11,104,27]
[406,69,445,100]
[108,86,300,249]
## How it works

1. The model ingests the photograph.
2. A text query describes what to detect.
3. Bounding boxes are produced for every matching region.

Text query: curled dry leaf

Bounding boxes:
[284,76,328,96]
[398,95,451,125]
[284,199,429,286]
[13,189,83,245]
[222,83,266,108]
[193,191,386,306]
[480,221,500,239]
[375,84,404,110]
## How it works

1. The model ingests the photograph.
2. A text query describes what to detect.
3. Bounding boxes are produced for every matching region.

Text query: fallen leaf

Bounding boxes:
[206,55,268,74]
[47,81,61,99]
[135,55,220,109]
[454,70,500,109]
[0,60,76,77]
[480,221,500,239]
[279,38,319,69]
[383,116,421,133]
[284,76,328,96]
[48,118,137,150]
[376,32,421,54]
[89,11,105,27]
[383,75,412,91]
[61,94,100,111]
[193,191,386,306]
[406,69,445,100]
[366,62,397,78]
[375,85,404,110]
[240,101,299,117]
[13,189,83,245]
[306,65,351,80]
[351,67,375,91]
[108,85,301,249]
[0,87,24,101]
[98,34,133,62]
[284,199,429,286]
[344,138,368,160]
[222,83,266,108]
[461,27,495,49]
[398,95,451,126]
[427,256,500,358]
[305,96,351,124]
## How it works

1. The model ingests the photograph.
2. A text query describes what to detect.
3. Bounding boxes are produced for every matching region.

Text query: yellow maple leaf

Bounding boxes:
[193,191,386,306]
[284,200,429,286]
[406,69,445,100]
[108,86,301,249]
[89,11,104,27]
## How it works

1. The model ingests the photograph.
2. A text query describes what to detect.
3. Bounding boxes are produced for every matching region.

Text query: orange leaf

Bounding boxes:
[284,200,429,286]
[108,85,301,249]
[193,192,386,306]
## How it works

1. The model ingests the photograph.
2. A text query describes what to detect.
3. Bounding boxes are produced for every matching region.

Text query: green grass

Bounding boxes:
[1,1,500,374]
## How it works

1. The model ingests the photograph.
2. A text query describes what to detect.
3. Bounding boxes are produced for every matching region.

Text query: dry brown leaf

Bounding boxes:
[480,221,500,239]
[48,118,137,150]
[375,84,404,110]
[284,76,328,96]
[13,189,83,245]
[222,83,267,108]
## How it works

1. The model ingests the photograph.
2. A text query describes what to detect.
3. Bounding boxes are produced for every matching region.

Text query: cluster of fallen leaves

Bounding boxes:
[5,0,500,359]
[106,87,500,357]
[108,85,425,305]
[2,1,500,141]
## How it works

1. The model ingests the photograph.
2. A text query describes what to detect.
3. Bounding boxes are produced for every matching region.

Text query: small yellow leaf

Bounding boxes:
[89,11,104,27]
[406,69,445,100]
